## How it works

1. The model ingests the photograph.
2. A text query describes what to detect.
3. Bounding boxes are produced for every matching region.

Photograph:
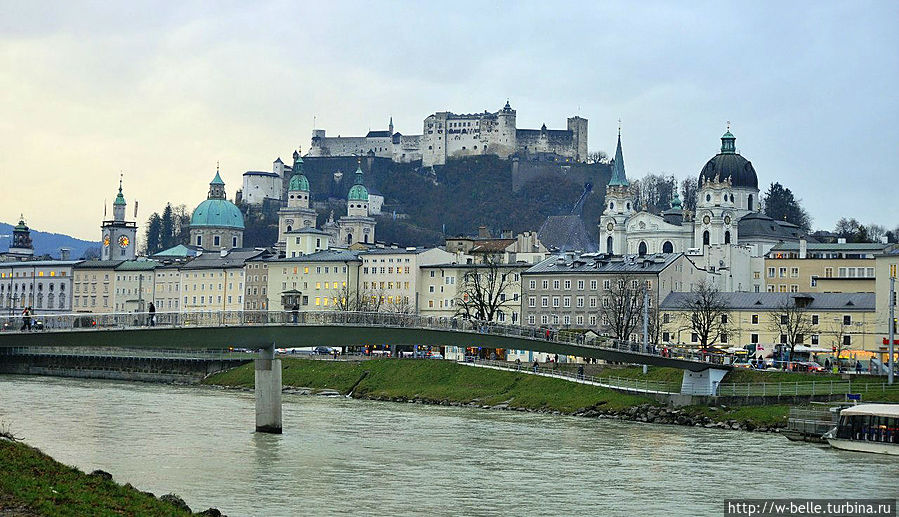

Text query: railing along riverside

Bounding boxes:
[0,309,712,364]
[715,379,899,397]
[462,357,680,394]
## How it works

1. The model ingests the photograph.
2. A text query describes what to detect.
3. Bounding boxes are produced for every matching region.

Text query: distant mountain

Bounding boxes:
[0,222,100,259]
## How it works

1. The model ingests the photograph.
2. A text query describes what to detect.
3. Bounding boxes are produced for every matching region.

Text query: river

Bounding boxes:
[0,375,896,516]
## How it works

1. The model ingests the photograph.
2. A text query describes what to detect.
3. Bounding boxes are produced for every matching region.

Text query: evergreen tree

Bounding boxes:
[144,213,162,255]
[763,182,811,231]
[161,204,175,249]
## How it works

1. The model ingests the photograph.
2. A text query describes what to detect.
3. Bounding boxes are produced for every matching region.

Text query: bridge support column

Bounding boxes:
[681,368,727,396]
[255,345,282,434]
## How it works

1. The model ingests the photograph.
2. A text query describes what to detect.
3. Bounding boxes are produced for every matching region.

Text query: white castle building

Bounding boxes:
[307,101,587,167]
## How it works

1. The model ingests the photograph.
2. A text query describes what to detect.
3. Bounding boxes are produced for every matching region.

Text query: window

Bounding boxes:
[811,314,819,325]
[563,297,570,308]
[552,297,560,307]
[779,267,787,278]
[751,334,759,344]
[553,280,560,290]
[721,314,728,324]
[577,280,585,290]
[541,296,548,308]
[564,280,571,290]
[528,315,535,325]
[590,280,597,290]
[811,277,817,288]
[790,267,799,278]
[529,280,536,289]
[843,335,851,346]
[767,268,775,278]
[790,285,798,293]
[781,314,788,324]
[603,279,611,290]
[811,335,819,345]
[843,315,852,326]
[214,235,221,247]
[576,297,584,308]
[662,332,670,342]
[528,296,536,308]
[691,333,698,343]
[720,333,728,343]
[780,334,788,344]
[752,314,759,324]
[542,280,549,289]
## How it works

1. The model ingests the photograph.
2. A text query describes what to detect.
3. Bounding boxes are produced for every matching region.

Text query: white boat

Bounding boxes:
[826,404,899,455]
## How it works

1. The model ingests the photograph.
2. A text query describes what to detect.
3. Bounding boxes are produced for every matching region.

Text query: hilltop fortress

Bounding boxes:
[307,101,587,167]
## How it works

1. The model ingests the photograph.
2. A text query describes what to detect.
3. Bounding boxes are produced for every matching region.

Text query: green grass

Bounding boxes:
[0,439,190,516]
[205,358,657,413]
[681,405,791,427]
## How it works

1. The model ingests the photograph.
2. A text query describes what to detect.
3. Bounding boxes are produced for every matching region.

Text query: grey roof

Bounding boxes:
[537,215,597,253]
[422,262,531,270]
[365,130,392,138]
[286,227,331,236]
[74,260,124,269]
[1,260,83,268]
[258,250,362,263]
[699,152,758,189]
[769,242,891,252]
[181,249,269,269]
[524,252,682,275]
[151,244,203,258]
[660,291,875,311]
[243,170,280,177]
[737,212,803,241]
[361,247,437,256]
[115,260,160,271]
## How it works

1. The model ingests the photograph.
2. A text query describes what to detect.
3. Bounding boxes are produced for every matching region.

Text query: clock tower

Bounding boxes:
[599,127,634,255]
[101,177,137,260]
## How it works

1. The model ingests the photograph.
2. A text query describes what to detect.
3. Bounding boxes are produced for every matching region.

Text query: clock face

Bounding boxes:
[606,222,614,232]
[724,216,732,225]
[103,235,110,247]
[118,235,129,248]
[703,215,711,225]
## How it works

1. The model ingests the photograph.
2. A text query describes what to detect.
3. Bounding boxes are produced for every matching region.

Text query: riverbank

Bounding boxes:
[0,437,222,517]
[203,358,791,431]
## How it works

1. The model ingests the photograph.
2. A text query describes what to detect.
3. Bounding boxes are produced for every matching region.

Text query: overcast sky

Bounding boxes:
[1,1,897,241]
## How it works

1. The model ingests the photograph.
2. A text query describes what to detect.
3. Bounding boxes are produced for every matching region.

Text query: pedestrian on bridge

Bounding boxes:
[148,302,156,327]
[532,359,539,373]
[515,358,521,371]
[20,306,32,331]
[292,303,299,324]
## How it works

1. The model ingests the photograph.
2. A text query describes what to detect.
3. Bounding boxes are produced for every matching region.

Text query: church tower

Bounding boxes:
[599,126,635,255]
[337,161,376,246]
[101,177,137,260]
[277,150,318,254]
[7,215,34,259]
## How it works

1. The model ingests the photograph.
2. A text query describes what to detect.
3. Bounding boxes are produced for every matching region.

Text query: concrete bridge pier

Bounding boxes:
[681,368,728,396]
[255,344,282,434]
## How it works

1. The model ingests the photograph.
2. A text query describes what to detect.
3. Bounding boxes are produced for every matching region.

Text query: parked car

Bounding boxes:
[798,361,826,373]
[313,346,333,355]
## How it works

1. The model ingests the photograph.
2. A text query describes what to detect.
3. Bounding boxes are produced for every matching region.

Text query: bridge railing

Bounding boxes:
[0,309,714,364]
[716,379,899,397]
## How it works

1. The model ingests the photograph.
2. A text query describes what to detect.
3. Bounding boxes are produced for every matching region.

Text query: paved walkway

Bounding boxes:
[459,360,678,395]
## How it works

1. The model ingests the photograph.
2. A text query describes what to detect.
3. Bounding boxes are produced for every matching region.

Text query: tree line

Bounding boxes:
[143,204,192,255]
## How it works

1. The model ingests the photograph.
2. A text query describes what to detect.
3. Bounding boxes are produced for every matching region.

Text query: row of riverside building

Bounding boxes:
[2,122,897,363]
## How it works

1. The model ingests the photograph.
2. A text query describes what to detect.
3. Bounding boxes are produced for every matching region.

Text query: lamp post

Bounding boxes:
[889,276,895,385]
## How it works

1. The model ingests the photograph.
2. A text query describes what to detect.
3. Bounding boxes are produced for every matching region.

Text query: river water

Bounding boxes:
[0,375,896,516]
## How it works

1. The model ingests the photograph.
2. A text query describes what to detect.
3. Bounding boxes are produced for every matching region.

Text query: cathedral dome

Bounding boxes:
[191,199,245,229]
[289,174,310,191]
[698,130,758,189]
[348,184,369,201]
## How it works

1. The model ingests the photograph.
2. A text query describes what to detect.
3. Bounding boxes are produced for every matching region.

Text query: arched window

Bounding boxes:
[706,194,711,202]
[638,241,647,256]
[724,231,731,244]
[609,202,614,210]
[286,225,292,232]
[347,234,353,244]
[703,231,710,246]
[196,235,202,246]
[748,194,754,211]
[364,234,369,243]
[626,202,631,210]
[606,236,613,254]
[662,241,673,253]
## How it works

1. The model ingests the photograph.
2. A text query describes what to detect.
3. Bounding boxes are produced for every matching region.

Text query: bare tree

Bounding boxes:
[680,177,699,213]
[332,284,413,313]
[767,297,815,363]
[587,151,609,164]
[826,318,850,372]
[455,258,520,322]
[600,274,648,342]
[678,280,731,348]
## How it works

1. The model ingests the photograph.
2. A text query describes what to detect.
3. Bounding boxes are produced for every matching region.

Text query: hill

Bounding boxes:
[0,222,99,259]
[294,156,611,246]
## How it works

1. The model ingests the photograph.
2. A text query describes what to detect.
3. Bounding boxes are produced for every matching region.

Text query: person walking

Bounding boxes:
[148,302,156,327]
[515,358,521,371]
[21,306,32,331]
[532,359,539,373]
[291,303,299,324]
[577,363,585,380]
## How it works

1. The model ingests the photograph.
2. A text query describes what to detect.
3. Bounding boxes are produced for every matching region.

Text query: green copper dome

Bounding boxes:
[347,164,369,201]
[289,174,310,191]
[190,199,245,229]
[348,184,369,201]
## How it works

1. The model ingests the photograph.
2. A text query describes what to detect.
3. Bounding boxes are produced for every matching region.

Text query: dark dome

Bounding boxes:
[700,153,758,189]
[699,130,759,189]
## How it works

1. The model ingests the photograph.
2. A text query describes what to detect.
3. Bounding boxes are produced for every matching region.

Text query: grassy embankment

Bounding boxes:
[205,358,852,426]
[0,438,193,516]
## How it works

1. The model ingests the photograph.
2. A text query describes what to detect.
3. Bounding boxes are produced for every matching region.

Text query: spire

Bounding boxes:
[113,174,126,206]
[671,191,682,210]
[608,124,629,187]
[720,123,736,154]
[208,163,226,199]
[389,116,394,134]
[354,158,364,185]
[288,148,310,192]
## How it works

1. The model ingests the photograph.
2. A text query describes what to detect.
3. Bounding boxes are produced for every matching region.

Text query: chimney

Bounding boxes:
[838,237,847,244]
[799,238,807,259]
[60,248,71,260]
[220,248,229,258]
[478,226,490,239]
[501,230,513,239]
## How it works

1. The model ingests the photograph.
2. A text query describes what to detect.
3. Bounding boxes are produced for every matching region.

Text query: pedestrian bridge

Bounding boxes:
[0,310,730,432]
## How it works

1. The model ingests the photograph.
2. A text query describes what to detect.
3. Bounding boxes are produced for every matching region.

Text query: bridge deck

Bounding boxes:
[0,311,729,373]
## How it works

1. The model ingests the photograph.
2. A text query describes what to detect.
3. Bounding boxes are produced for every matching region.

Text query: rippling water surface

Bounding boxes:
[0,376,895,516]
